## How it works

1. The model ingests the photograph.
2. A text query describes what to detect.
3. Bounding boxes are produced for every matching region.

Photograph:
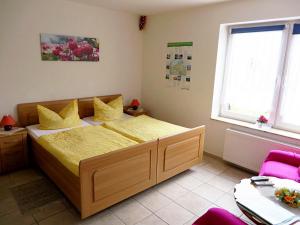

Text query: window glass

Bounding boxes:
[277,30,300,129]
[221,29,284,121]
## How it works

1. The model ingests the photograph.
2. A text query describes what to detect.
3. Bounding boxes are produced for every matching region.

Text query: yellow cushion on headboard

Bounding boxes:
[37,100,81,130]
[94,96,123,121]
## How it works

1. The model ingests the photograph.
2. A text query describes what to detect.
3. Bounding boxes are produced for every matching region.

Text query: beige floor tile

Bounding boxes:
[174,173,203,191]
[135,214,168,225]
[215,193,242,217]
[206,175,237,193]
[81,210,125,225]
[0,210,35,225]
[155,202,195,225]
[192,183,225,202]
[174,192,215,216]
[9,169,43,186]
[0,176,14,202]
[0,197,19,216]
[202,155,218,163]
[111,199,151,225]
[61,197,75,209]
[190,165,206,173]
[189,168,216,183]
[0,174,13,186]
[183,216,199,225]
[39,210,81,225]
[192,159,208,167]
[220,167,253,183]
[201,161,228,175]
[134,188,172,212]
[0,158,256,225]
[32,199,67,221]
[156,180,188,200]
[66,204,84,219]
[0,186,13,200]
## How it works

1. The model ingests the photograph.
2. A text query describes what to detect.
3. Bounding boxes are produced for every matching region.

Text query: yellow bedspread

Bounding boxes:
[37,126,138,176]
[103,115,189,143]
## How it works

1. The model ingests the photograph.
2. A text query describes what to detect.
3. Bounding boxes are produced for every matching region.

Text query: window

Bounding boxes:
[276,24,300,132]
[213,20,300,133]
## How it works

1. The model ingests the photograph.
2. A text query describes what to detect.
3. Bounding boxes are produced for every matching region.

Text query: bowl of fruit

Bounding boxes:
[275,188,300,208]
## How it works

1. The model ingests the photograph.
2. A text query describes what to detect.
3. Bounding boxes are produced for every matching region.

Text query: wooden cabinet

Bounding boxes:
[0,130,28,174]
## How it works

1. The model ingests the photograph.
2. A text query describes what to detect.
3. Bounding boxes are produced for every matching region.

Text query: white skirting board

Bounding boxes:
[223,129,300,172]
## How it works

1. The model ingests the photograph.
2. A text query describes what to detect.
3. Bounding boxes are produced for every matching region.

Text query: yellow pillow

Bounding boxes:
[37,100,81,130]
[94,96,123,121]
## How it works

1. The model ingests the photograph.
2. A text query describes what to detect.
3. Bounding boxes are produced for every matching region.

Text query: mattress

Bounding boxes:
[37,126,138,176]
[26,120,90,139]
[104,115,189,143]
[83,113,132,126]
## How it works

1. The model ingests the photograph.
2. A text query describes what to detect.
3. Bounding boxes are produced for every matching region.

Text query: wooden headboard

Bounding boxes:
[17,94,121,127]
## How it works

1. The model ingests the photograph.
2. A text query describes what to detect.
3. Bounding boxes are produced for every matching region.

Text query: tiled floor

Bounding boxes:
[0,155,256,225]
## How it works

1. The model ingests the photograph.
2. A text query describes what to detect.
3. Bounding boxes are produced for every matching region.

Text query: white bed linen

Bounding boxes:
[83,113,132,126]
[26,120,90,140]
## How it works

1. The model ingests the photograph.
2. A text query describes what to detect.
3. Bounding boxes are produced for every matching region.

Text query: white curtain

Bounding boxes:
[223,30,283,120]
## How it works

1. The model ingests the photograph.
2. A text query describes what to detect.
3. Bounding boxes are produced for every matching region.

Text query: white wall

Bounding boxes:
[142,0,300,157]
[0,0,143,118]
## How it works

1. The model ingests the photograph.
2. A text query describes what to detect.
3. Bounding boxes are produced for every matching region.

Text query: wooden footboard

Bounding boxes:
[157,126,205,183]
[31,140,81,210]
[79,141,157,219]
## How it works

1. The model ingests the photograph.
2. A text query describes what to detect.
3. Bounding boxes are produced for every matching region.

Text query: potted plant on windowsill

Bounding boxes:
[257,115,268,128]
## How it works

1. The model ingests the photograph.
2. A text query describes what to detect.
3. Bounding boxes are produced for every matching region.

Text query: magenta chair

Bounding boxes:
[259,150,300,182]
[192,208,247,225]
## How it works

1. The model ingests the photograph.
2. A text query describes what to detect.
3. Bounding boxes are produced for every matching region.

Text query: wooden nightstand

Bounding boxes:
[124,106,148,117]
[0,130,28,174]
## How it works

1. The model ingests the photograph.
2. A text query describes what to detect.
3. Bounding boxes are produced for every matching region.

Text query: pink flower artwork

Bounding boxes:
[40,34,99,61]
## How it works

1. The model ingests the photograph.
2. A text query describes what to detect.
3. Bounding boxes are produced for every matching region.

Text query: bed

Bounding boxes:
[17,94,205,218]
[103,115,205,182]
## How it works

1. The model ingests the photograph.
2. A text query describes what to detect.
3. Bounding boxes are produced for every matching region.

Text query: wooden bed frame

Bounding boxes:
[17,94,205,218]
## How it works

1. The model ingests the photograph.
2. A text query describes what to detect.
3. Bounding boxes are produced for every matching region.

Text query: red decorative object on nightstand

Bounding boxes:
[0,115,16,131]
[130,99,140,110]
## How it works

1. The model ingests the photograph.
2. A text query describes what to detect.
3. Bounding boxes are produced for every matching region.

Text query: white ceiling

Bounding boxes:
[67,0,232,15]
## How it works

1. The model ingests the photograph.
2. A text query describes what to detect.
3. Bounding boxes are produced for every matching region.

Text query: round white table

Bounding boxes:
[234,177,300,225]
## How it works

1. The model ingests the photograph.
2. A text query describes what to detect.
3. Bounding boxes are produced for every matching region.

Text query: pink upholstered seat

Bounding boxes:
[259,150,300,183]
[192,208,247,225]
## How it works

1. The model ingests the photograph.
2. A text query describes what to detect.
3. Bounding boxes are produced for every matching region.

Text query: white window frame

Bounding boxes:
[268,22,292,128]
[274,22,300,133]
[213,19,300,134]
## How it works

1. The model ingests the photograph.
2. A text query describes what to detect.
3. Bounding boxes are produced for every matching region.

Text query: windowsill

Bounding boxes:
[211,115,300,140]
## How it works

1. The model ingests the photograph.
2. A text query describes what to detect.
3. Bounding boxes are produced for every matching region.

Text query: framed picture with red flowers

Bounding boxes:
[40,33,99,61]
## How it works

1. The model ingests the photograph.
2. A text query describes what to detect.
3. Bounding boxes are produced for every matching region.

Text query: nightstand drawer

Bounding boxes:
[0,135,23,149]
[1,146,27,173]
[1,146,24,154]
[0,130,28,174]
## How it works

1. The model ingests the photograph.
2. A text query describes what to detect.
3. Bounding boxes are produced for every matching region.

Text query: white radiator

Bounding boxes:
[223,129,300,172]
